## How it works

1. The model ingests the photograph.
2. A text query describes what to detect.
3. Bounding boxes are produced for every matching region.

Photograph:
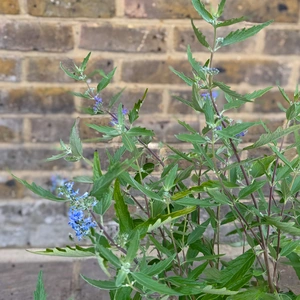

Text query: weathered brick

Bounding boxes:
[174,25,257,53]
[0,88,74,114]
[254,90,293,113]
[0,21,74,52]
[28,0,115,18]
[0,148,75,170]
[27,56,113,83]
[80,24,167,53]
[125,0,201,19]
[0,57,21,82]
[0,118,23,143]
[215,0,299,23]
[264,29,300,55]
[122,59,192,84]
[0,0,19,14]
[30,117,74,143]
[0,177,25,199]
[214,59,291,86]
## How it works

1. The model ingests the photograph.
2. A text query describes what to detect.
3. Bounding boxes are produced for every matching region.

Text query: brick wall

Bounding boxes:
[0,0,299,247]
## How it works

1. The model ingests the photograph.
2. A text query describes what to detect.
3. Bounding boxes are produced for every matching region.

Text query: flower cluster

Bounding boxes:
[201,91,218,101]
[93,95,103,114]
[49,175,67,194]
[68,208,96,240]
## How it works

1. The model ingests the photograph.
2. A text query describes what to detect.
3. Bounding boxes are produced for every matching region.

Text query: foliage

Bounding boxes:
[25,0,300,298]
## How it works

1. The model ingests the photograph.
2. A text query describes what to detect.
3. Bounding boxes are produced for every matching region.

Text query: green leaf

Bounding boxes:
[128,89,148,124]
[131,273,180,296]
[87,124,120,137]
[216,17,245,28]
[286,253,300,280]
[217,122,257,139]
[250,156,276,178]
[219,250,255,289]
[207,190,232,205]
[286,102,300,120]
[122,133,136,152]
[214,81,249,101]
[202,285,238,295]
[163,164,178,191]
[97,245,121,268]
[187,219,210,245]
[73,175,93,183]
[70,118,83,158]
[280,240,300,257]
[187,45,206,81]
[278,86,291,104]
[262,216,300,236]
[114,179,134,235]
[125,230,140,264]
[167,144,194,163]
[191,0,214,23]
[28,245,95,257]
[223,100,246,111]
[81,275,118,290]
[97,67,116,92]
[60,61,81,80]
[238,180,267,200]
[175,133,207,144]
[144,255,175,276]
[178,120,197,134]
[71,91,91,99]
[174,197,219,207]
[191,19,210,49]
[244,124,300,150]
[127,127,154,137]
[45,151,68,162]
[222,20,273,47]
[108,88,125,109]
[216,0,226,17]
[93,151,102,181]
[12,175,65,202]
[244,86,273,100]
[80,52,91,72]
[34,271,47,300]
[169,66,194,86]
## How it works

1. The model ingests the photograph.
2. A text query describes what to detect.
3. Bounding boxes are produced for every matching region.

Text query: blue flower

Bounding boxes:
[93,95,103,113]
[122,107,128,115]
[201,91,218,100]
[68,208,96,240]
[216,125,222,131]
[236,131,247,138]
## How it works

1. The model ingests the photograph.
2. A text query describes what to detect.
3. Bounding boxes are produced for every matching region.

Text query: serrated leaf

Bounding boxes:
[45,151,68,162]
[244,86,273,100]
[28,245,95,257]
[97,245,121,268]
[192,0,214,23]
[108,88,125,109]
[97,67,116,92]
[81,275,118,290]
[214,81,249,101]
[122,133,136,152]
[131,272,180,296]
[223,100,245,111]
[178,120,197,133]
[71,91,92,99]
[127,127,154,137]
[166,144,194,163]
[262,216,300,236]
[87,124,120,137]
[70,118,83,158]
[244,124,300,150]
[222,20,273,47]
[176,133,207,144]
[34,271,47,300]
[187,45,206,81]
[80,52,91,72]
[169,66,194,86]
[114,179,134,235]
[217,122,257,139]
[192,82,203,111]
[12,175,65,202]
[191,19,210,49]
[278,86,291,104]
[238,180,267,200]
[216,0,226,17]
[216,17,245,28]
[128,89,147,124]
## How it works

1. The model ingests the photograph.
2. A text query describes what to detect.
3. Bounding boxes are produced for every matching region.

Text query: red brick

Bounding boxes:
[0,118,23,143]
[0,88,74,114]
[216,0,299,23]
[0,21,74,52]
[27,56,113,83]
[0,148,75,170]
[174,25,257,54]
[264,29,300,55]
[30,117,75,143]
[125,0,201,19]
[80,24,167,53]
[121,59,192,84]
[28,0,115,18]
[0,57,21,82]
[0,0,19,14]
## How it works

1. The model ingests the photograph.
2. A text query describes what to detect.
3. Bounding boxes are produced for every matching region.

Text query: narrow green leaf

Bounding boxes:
[108,88,125,109]
[28,245,95,257]
[34,271,47,300]
[164,164,178,191]
[222,20,273,47]
[98,245,121,268]
[70,118,83,157]
[127,127,154,137]
[169,66,194,86]
[280,240,300,257]
[191,0,214,23]
[71,91,91,99]
[187,45,206,81]
[73,175,93,183]
[97,67,116,92]
[114,179,134,235]
[81,275,118,290]
[144,255,175,276]
[125,230,140,263]
[175,133,207,144]
[187,219,210,245]
[131,273,180,296]
[191,19,210,49]
[128,89,147,124]
[80,52,91,72]
[278,86,291,104]
[216,17,245,28]
[262,216,300,236]
[244,86,273,100]
[93,151,102,181]
[223,100,245,111]
[238,180,267,200]
[217,122,257,139]
[167,144,194,163]
[87,124,120,137]
[60,61,81,80]
[12,175,65,202]
[214,81,249,101]
[207,190,232,205]
[45,152,68,162]
[202,285,238,295]
[244,124,300,150]
[217,0,226,17]
[122,133,136,152]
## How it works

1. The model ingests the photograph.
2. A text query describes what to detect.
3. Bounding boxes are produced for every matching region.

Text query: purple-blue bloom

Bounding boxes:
[68,208,96,240]
[93,95,103,113]
[236,131,247,138]
[201,91,218,100]
[216,125,222,131]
